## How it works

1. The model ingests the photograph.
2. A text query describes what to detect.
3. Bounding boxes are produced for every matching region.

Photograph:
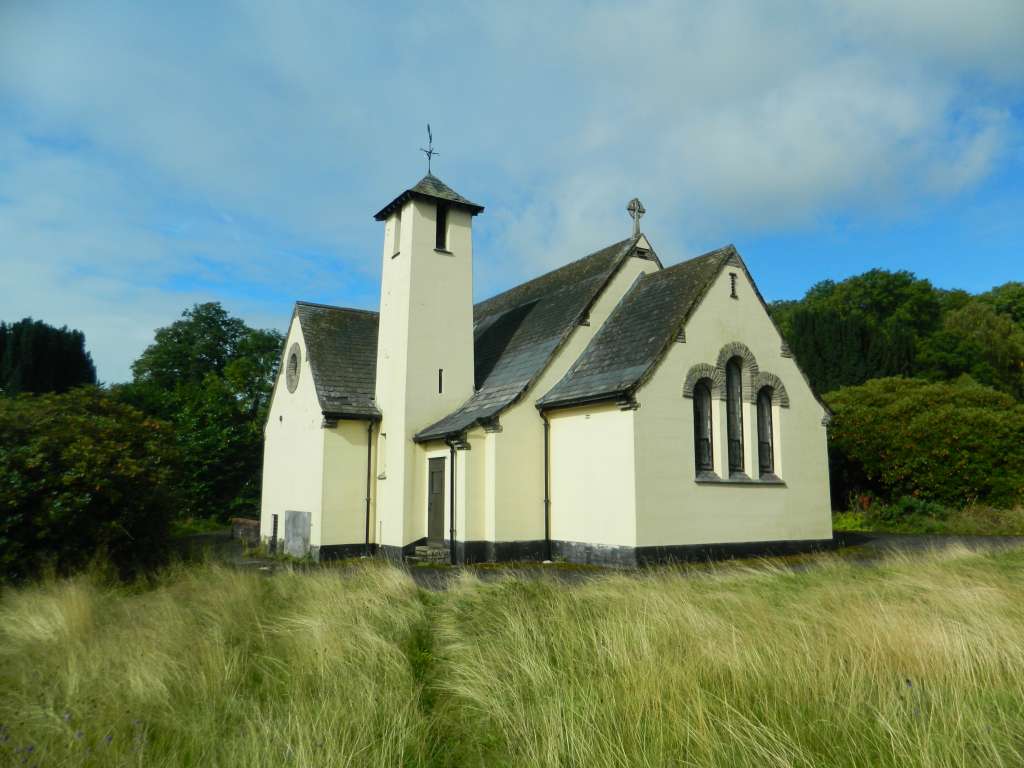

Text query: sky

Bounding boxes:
[1,1,1022,383]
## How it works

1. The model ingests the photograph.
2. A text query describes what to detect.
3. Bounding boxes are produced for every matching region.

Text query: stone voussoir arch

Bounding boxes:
[682,363,717,398]
[752,371,790,407]
[713,341,759,400]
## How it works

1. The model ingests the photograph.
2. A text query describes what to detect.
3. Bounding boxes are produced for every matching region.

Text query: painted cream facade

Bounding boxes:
[260,314,377,555]
[259,174,832,564]
[418,252,660,550]
[374,196,475,555]
[548,403,637,548]
[631,266,832,548]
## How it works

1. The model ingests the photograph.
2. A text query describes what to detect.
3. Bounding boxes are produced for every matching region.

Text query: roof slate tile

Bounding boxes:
[295,302,381,419]
[413,236,646,440]
[536,246,734,409]
[374,174,484,221]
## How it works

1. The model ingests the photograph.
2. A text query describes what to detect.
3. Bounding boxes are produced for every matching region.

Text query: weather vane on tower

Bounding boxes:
[420,124,439,175]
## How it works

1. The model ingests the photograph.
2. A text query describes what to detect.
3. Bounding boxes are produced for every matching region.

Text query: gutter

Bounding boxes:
[536,387,632,414]
[364,420,373,557]
[322,410,382,423]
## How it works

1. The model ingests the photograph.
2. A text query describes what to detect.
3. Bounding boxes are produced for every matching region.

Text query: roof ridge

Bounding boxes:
[658,244,736,275]
[476,235,638,311]
[296,300,379,316]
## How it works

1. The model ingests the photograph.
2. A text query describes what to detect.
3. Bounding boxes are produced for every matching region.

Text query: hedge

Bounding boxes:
[825,377,1024,509]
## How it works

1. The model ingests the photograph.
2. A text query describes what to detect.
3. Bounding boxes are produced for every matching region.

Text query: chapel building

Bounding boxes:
[259,173,833,565]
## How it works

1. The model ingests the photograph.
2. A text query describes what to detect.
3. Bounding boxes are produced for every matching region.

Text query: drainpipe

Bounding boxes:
[364,420,373,557]
[541,411,552,562]
[448,439,457,564]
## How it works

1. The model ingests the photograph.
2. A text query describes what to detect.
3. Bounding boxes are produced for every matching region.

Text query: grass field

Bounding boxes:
[3,547,1024,767]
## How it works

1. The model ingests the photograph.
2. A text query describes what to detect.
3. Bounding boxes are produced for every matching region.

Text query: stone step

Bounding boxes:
[412,544,450,563]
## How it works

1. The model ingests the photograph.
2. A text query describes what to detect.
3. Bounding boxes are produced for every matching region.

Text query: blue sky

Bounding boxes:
[1,1,1022,383]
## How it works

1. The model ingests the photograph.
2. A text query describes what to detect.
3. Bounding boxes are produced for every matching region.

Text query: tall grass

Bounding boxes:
[0,562,432,767]
[435,548,1024,767]
[3,548,1024,766]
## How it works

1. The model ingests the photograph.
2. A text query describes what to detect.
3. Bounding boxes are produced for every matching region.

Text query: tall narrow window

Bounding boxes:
[392,210,402,256]
[729,272,738,298]
[726,357,744,475]
[757,387,774,476]
[693,380,714,474]
[438,368,443,394]
[435,204,448,250]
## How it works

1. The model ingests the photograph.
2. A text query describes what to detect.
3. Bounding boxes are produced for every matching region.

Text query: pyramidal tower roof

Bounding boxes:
[373,174,485,221]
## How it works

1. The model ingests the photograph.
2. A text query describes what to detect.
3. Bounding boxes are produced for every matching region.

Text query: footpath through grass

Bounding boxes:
[3,547,1024,767]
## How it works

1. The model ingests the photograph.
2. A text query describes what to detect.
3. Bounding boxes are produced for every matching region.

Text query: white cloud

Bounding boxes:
[0,0,1021,380]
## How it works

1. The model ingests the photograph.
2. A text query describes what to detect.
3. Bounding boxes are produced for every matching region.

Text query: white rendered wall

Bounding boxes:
[548,403,637,547]
[485,255,660,543]
[260,315,326,547]
[633,266,832,547]
[321,420,376,548]
[461,430,488,542]
[374,198,476,549]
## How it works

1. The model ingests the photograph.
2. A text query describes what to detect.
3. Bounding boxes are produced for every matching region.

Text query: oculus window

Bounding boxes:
[285,343,301,393]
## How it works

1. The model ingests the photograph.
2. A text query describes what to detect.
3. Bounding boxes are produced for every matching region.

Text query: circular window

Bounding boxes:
[285,343,301,393]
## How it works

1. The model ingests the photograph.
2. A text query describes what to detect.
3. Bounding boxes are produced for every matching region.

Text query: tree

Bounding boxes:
[977,282,1024,327]
[0,318,97,395]
[770,270,968,394]
[0,388,180,580]
[131,303,250,389]
[116,303,283,520]
[918,301,1024,399]
[826,377,1024,509]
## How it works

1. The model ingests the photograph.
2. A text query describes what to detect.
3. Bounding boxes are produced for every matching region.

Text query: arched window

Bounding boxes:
[693,380,714,474]
[757,386,774,476]
[726,357,744,475]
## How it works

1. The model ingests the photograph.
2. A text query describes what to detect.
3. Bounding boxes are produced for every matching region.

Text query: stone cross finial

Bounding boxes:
[627,198,645,237]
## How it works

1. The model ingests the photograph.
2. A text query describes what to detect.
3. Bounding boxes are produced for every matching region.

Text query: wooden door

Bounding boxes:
[428,457,446,545]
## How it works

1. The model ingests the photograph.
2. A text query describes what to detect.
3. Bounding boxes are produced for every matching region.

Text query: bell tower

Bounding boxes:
[372,173,484,553]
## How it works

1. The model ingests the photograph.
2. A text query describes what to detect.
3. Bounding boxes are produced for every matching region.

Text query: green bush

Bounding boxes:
[0,388,181,580]
[826,377,1024,509]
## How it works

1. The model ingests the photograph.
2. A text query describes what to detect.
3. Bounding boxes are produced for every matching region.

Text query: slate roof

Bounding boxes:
[536,246,735,410]
[414,236,655,441]
[374,174,484,221]
[294,302,381,420]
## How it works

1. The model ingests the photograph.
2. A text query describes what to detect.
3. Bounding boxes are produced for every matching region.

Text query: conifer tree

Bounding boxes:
[0,318,96,395]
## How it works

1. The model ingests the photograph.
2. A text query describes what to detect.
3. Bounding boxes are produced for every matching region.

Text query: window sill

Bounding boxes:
[434,248,453,255]
[391,251,400,259]
[695,472,786,486]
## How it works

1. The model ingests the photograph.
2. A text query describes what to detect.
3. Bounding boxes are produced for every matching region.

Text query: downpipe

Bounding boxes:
[541,411,552,562]
[364,420,373,557]
[447,439,457,565]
